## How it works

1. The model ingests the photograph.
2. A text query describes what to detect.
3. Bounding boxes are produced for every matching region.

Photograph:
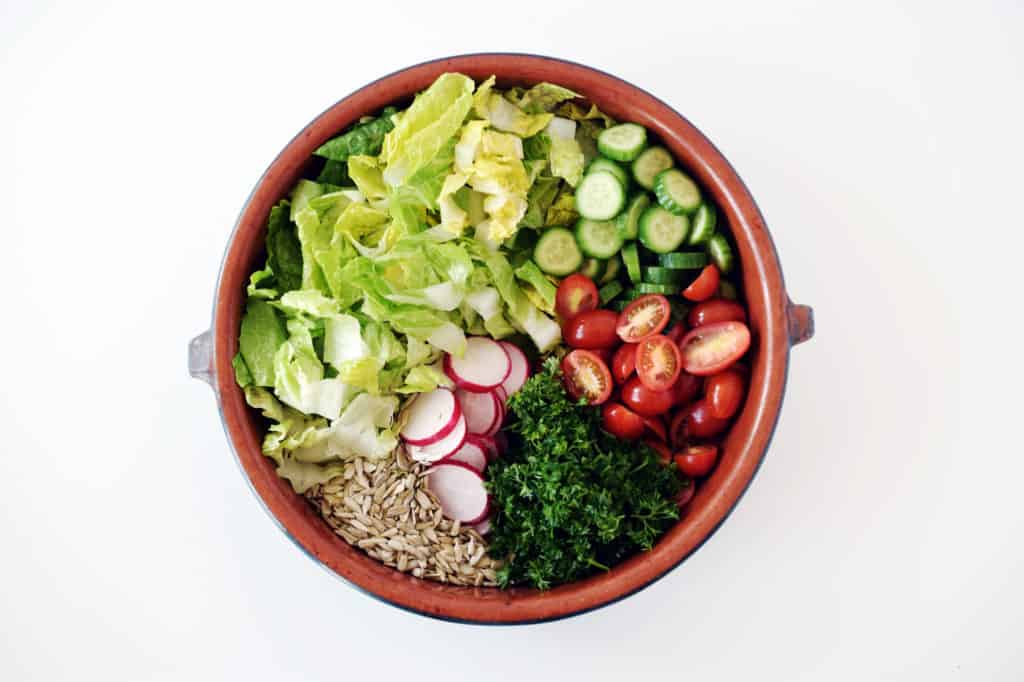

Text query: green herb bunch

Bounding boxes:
[486,357,681,589]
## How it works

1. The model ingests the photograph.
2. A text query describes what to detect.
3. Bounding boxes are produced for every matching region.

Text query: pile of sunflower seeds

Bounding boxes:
[305,446,501,587]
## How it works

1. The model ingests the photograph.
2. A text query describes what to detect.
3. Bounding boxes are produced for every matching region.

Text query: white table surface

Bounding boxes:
[3,1,1022,679]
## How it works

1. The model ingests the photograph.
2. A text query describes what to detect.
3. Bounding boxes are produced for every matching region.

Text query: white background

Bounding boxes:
[2,1,1022,680]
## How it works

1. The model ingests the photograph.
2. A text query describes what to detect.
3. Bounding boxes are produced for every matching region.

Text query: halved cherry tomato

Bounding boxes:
[616,294,671,343]
[674,480,696,507]
[672,371,703,406]
[665,323,687,345]
[621,375,675,417]
[642,415,667,442]
[555,273,599,321]
[679,321,751,376]
[644,438,672,464]
[611,343,638,384]
[706,369,746,419]
[636,334,683,391]
[687,299,747,329]
[564,309,620,349]
[674,445,719,477]
[601,402,645,440]
[682,264,720,302]
[561,350,613,405]
[670,400,731,446]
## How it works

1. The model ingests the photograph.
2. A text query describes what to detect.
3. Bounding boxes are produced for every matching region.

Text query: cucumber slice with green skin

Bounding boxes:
[575,171,626,220]
[622,242,642,284]
[707,233,735,274]
[575,218,623,259]
[717,280,739,300]
[638,206,689,253]
[687,202,717,246]
[578,257,606,281]
[533,227,583,276]
[631,146,674,190]
[616,193,650,241]
[587,158,630,188]
[597,123,648,162]
[654,169,701,215]
[632,282,679,295]
[658,251,709,269]
[599,280,624,305]
[600,255,622,284]
[642,266,687,286]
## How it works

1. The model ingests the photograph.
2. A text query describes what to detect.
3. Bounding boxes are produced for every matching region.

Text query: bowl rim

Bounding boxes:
[204,52,796,625]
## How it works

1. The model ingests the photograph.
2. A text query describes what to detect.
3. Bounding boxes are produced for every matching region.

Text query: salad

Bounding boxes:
[233,73,751,589]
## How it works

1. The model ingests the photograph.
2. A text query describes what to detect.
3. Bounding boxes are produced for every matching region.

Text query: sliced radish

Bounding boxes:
[399,389,460,446]
[493,385,508,404]
[407,415,466,463]
[427,462,490,523]
[484,392,505,437]
[468,433,499,462]
[442,440,487,473]
[444,337,511,392]
[455,388,499,436]
[471,517,492,535]
[499,341,530,396]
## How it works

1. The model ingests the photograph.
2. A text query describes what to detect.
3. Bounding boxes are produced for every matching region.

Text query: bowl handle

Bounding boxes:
[189,329,215,386]
[786,300,815,346]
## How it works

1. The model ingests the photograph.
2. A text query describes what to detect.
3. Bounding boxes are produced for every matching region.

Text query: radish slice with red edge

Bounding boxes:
[466,433,499,462]
[427,462,490,523]
[406,415,466,463]
[442,440,487,473]
[444,337,511,392]
[399,388,460,446]
[455,388,499,436]
[484,392,505,436]
[493,385,508,404]
[471,517,492,535]
[498,341,530,396]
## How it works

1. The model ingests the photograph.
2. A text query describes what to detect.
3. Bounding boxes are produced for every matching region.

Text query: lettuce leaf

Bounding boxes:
[347,155,387,202]
[315,106,397,161]
[546,186,579,226]
[545,118,584,187]
[265,200,303,294]
[396,364,452,394]
[515,260,557,311]
[238,300,286,387]
[477,92,553,137]
[508,82,581,114]
[521,175,560,229]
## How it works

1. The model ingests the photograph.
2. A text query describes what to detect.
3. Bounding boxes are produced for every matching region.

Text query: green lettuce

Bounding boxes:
[238,300,286,387]
[515,260,557,311]
[521,175,560,228]
[508,82,581,114]
[315,106,397,161]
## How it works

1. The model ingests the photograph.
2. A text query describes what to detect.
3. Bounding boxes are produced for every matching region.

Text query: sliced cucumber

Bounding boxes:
[587,158,629,188]
[642,266,686,286]
[707,234,735,274]
[575,171,626,220]
[533,227,582,276]
[575,218,623,259]
[654,169,701,215]
[632,282,679,295]
[687,202,717,246]
[718,280,739,300]
[622,242,642,284]
[658,251,708,269]
[599,280,624,305]
[600,255,622,284]
[616,193,650,241]
[631,146,674,190]
[597,123,648,162]
[638,206,689,254]
[579,257,605,281]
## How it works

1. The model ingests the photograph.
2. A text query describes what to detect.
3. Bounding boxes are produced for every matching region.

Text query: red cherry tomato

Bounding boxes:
[555,273,599,321]
[674,445,719,477]
[687,299,747,329]
[665,323,687,345]
[616,294,671,343]
[670,400,731,446]
[674,480,696,507]
[564,309,620,349]
[601,402,645,440]
[644,438,673,464]
[672,371,703,406]
[611,343,638,384]
[561,350,613,405]
[642,416,667,442]
[682,265,720,302]
[679,321,751,376]
[706,369,746,419]
[636,334,683,391]
[621,376,675,417]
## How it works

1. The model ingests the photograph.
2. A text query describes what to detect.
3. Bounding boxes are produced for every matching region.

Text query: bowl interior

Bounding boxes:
[212,54,791,624]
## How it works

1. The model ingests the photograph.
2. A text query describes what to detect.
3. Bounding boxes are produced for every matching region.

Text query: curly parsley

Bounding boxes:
[485,357,681,589]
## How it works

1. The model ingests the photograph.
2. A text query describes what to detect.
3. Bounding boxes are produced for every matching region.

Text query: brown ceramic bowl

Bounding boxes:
[188,53,814,624]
